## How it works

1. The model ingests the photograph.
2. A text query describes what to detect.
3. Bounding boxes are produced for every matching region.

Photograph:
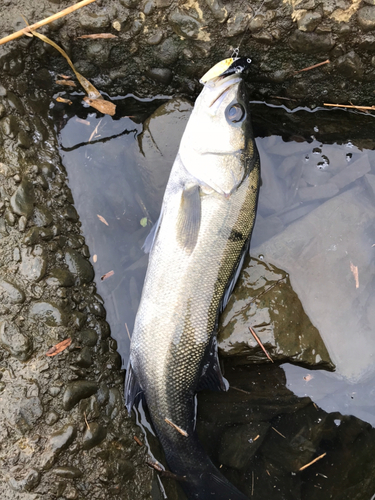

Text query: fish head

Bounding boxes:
[179,72,255,196]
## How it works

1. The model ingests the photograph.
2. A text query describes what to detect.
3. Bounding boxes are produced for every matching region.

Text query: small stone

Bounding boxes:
[297,11,322,31]
[289,30,335,53]
[147,31,163,45]
[77,329,98,347]
[53,466,83,479]
[0,321,33,361]
[18,215,27,232]
[42,424,77,470]
[76,346,93,368]
[365,0,375,4]
[79,12,110,29]
[46,268,75,287]
[8,469,40,492]
[65,249,94,285]
[249,14,266,32]
[62,380,98,411]
[4,209,16,226]
[0,279,25,303]
[358,6,375,31]
[143,0,155,15]
[49,386,61,397]
[15,396,43,433]
[112,20,121,31]
[62,204,79,222]
[169,9,203,39]
[82,422,107,450]
[145,68,173,84]
[155,0,171,5]
[154,37,179,65]
[335,51,364,79]
[33,205,53,227]
[45,411,60,425]
[17,131,32,149]
[1,116,19,138]
[22,227,40,246]
[10,176,35,218]
[227,12,252,37]
[29,301,67,327]
[204,0,228,23]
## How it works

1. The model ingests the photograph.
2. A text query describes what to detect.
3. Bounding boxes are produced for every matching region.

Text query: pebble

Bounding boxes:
[358,6,375,31]
[79,12,110,30]
[335,51,364,79]
[42,424,77,470]
[204,0,228,23]
[29,301,67,327]
[65,249,94,285]
[1,116,19,138]
[154,37,179,65]
[0,320,33,361]
[15,396,43,433]
[62,380,98,411]
[297,11,322,32]
[82,422,107,450]
[249,14,266,32]
[62,204,79,222]
[289,30,335,53]
[77,329,98,346]
[53,466,83,479]
[45,411,60,425]
[22,227,39,246]
[0,278,25,303]
[33,205,53,227]
[147,31,163,45]
[169,9,203,39]
[76,346,93,368]
[145,68,173,84]
[46,268,75,287]
[10,176,35,218]
[18,215,27,232]
[8,469,40,492]
[17,131,32,149]
[227,12,252,37]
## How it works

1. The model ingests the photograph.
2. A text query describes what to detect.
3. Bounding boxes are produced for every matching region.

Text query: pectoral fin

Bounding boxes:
[198,336,229,392]
[176,184,201,254]
[143,207,163,254]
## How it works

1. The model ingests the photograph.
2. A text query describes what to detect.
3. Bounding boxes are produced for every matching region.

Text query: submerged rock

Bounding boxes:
[218,256,334,371]
[0,278,25,303]
[65,249,94,285]
[10,176,34,218]
[62,380,98,411]
[29,301,67,327]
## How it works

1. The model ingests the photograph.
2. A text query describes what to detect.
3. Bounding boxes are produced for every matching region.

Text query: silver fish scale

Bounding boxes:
[130,155,260,441]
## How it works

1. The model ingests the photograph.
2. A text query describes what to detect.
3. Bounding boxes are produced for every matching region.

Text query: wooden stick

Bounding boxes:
[0,0,96,46]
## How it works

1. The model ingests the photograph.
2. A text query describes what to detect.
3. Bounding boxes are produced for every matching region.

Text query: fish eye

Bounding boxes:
[226,103,245,123]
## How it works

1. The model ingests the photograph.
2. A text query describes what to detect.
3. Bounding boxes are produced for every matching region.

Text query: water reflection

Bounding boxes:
[54,95,375,499]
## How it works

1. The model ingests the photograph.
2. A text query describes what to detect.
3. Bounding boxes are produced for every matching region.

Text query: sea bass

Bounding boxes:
[125,61,260,499]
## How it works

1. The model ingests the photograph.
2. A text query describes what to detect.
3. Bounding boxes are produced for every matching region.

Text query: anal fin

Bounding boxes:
[198,336,228,393]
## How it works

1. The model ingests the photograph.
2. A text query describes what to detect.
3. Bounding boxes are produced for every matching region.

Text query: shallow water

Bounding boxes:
[54,94,375,499]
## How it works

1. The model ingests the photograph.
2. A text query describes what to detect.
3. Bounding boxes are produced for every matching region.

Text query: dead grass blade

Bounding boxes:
[56,79,76,87]
[83,96,116,116]
[294,59,330,75]
[97,214,109,226]
[78,33,117,39]
[46,338,72,356]
[324,103,375,111]
[101,270,114,281]
[0,0,96,46]
[56,97,72,105]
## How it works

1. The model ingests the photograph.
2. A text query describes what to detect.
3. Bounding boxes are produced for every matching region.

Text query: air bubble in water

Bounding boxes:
[346,152,352,162]
[312,147,322,155]
[259,255,264,261]
[346,141,353,148]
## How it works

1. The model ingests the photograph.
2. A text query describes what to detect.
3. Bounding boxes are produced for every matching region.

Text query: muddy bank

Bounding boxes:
[2,0,375,105]
[0,84,153,498]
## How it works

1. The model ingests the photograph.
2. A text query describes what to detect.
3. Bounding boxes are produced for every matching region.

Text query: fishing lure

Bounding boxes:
[200,56,252,84]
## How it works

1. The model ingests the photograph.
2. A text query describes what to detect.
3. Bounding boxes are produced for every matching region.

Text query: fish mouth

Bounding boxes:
[203,74,243,114]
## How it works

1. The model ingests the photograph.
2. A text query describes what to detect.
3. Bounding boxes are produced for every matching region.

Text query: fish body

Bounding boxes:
[125,67,260,499]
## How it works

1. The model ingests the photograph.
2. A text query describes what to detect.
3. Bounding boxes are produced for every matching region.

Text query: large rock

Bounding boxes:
[253,186,375,382]
[218,256,334,371]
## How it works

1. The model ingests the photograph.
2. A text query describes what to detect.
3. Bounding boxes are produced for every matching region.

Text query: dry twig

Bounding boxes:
[248,326,274,363]
[0,0,96,46]
[46,338,72,356]
[271,427,286,439]
[324,103,375,111]
[165,418,188,437]
[299,452,327,471]
[294,59,330,75]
